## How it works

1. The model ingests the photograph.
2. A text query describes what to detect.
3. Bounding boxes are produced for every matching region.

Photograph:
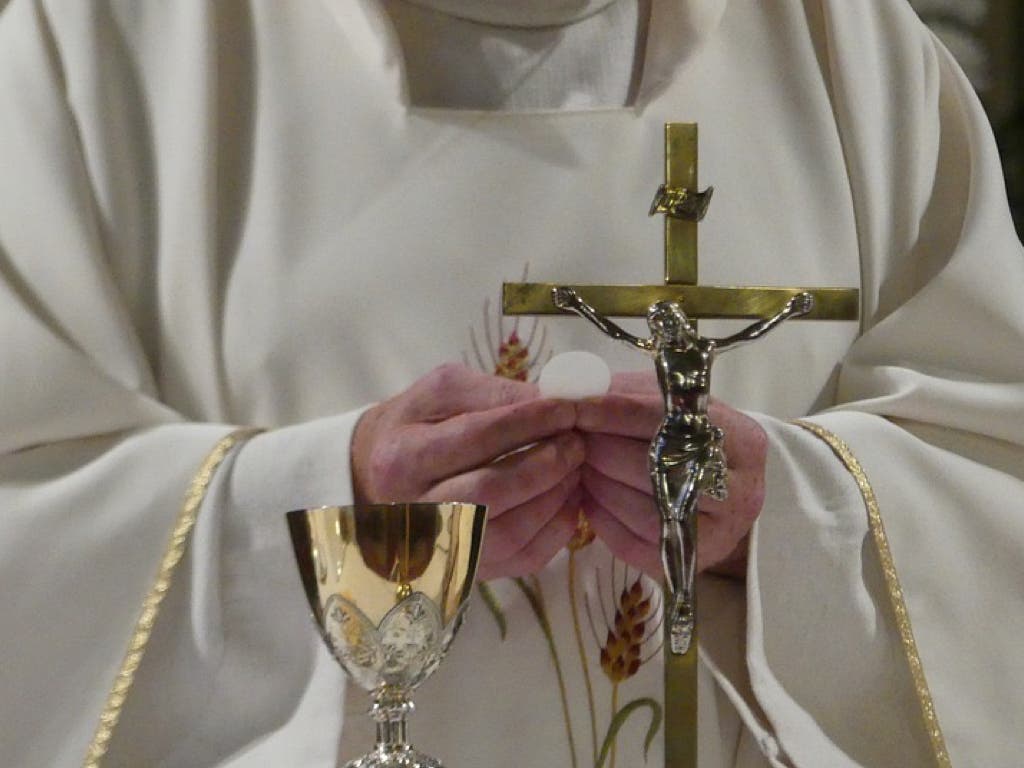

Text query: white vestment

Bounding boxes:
[1,1,1022,766]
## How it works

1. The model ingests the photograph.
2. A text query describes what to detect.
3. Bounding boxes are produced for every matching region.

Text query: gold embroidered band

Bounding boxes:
[83,428,263,768]
[793,420,951,768]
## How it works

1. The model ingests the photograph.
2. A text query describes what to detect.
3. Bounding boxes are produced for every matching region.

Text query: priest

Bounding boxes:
[1,1,1021,766]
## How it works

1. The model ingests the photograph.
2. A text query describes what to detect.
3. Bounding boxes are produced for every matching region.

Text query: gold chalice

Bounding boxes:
[287,503,486,768]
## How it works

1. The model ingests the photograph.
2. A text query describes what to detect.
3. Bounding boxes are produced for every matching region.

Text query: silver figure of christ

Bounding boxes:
[552,287,814,654]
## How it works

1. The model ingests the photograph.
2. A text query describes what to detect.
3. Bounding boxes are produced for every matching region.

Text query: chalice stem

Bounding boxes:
[343,686,444,767]
[371,688,414,754]
[374,711,408,750]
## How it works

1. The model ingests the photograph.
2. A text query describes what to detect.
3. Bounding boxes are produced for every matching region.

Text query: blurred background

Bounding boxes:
[910,0,1024,237]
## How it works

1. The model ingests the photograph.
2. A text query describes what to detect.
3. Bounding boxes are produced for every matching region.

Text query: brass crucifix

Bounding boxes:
[502,123,860,768]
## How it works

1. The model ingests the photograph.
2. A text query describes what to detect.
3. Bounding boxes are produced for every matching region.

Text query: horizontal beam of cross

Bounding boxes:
[503,282,860,321]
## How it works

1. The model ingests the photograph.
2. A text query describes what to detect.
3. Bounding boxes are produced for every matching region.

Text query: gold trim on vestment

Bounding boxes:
[793,420,951,768]
[83,428,263,768]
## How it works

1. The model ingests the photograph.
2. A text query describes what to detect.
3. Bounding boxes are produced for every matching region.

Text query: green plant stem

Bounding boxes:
[476,580,507,640]
[610,683,619,768]
[595,697,662,768]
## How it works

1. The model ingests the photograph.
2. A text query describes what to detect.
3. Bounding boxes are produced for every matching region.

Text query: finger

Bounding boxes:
[401,363,539,422]
[426,432,585,515]
[698,468,765,522]
[581,465,659,543]
[577,392,765,469]
[706,401,767,469]
[583,432,651,494]
[589,498,736,578]
[695,510,752,573]
[609,370,659,395]
[367,400,577,497]
[703,532,751,579]
[583,494,662,579]
[478,470,581,564]
[575,393,662,438]
[415,397,577,482]
[477,501,578,580]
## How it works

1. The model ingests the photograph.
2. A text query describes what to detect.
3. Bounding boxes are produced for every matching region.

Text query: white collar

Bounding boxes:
[395,0,624,28]
[330,0,729,110]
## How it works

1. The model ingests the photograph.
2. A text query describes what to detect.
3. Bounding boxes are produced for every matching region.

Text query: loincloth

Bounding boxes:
[650,414,728,501]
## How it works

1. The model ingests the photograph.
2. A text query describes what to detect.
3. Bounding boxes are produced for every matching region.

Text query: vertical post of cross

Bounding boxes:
[664,122,700,286]
[662,123,699,768]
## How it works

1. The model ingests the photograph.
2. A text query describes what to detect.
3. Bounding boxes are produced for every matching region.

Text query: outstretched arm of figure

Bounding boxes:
[552,287,655,352]
[713,292,814,350]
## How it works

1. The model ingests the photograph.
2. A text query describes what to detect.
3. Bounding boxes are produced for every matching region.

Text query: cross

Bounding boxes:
[502,123,860,768]
[503,123,859,320]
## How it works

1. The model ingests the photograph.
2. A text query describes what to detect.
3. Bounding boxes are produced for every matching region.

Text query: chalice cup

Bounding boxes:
[287,502,486,768]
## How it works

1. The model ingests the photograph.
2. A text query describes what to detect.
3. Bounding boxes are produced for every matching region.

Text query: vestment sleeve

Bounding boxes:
[0,2,360,764]
[700,3,1024,766]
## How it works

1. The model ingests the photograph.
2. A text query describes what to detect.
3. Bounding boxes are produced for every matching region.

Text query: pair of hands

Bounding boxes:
[351,364,767,582]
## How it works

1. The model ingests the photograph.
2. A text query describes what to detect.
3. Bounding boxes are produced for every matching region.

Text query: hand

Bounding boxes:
[784,291,814,318]
[574,371,767,579]
[351,363,583,581]
[552,286,581,311]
